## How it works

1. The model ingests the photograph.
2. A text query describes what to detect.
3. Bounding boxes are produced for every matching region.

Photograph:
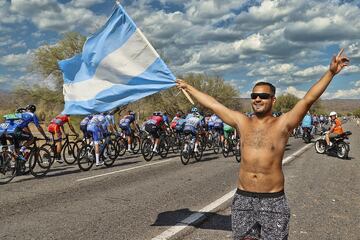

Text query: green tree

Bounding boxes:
[31,32,86,89]
[273,93,300,113]
[128,74,241,120]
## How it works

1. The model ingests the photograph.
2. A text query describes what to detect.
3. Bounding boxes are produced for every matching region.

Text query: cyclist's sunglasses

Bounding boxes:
[250,93,273,100]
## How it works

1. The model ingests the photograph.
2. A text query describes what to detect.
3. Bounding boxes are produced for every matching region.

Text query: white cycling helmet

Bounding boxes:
[329,111,337,116]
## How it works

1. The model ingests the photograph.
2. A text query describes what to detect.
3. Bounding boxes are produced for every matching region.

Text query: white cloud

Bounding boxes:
[293,65,328,77]
[0,51,32,71]
[71,0,107,8]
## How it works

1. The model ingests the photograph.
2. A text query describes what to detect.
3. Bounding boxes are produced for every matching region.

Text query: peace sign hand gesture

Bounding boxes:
[329,48,349,75]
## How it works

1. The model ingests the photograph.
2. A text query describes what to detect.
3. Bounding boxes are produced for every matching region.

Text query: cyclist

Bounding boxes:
[80,115,93,141]
[210,114,224,143]
[87,113,107,166]
[170,112,183,131]
[2,104,49,161]
[325,111,344,150]
[223,123,235,146]
[183,112,203,152]
[104,109,119,134]
[144,111,165,153]
[119,110,138,152]
[48,113,78,163]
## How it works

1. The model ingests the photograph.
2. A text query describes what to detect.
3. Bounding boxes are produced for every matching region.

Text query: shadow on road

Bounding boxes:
[151,208,231,231]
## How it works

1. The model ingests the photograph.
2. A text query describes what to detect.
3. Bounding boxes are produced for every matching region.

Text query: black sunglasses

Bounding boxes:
[250,93,273,100]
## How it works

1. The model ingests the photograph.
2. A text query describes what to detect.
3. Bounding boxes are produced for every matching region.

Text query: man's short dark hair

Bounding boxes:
[253,82,276,96]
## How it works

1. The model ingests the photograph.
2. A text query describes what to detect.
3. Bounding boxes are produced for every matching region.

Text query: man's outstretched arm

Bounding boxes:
[283,49,349,131]
[176,79,244,127]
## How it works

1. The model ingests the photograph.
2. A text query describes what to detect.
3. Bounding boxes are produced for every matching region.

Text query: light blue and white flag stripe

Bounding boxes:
[59,4,176,115]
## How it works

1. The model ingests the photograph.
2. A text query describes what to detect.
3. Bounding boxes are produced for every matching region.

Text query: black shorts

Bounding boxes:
[145,123,160,138]
[232,189,290,240]
[11,129,33,149]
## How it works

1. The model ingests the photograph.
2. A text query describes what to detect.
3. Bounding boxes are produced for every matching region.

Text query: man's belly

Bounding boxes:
[238,169,285,193]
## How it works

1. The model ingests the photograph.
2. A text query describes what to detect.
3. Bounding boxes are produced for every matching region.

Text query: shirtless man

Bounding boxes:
[176,49,349,239]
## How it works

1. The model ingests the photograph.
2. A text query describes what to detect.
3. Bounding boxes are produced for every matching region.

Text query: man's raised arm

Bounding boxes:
[176,79,244,127]
[283,49,349,131]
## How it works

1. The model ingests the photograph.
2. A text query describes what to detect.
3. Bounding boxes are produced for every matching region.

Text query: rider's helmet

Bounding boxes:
[25,104,36,113]
[329,111,337,117]
[194,112,201,118]
[175,111,182,117]
[191,107,198,113]
[128,110,135,115]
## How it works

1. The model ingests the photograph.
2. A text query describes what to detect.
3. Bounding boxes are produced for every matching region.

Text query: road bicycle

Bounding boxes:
[180,133,203,165]
[41,134,78,165]
[77,134,117,171]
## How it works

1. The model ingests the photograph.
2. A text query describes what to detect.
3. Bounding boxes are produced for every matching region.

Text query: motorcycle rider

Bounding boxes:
[325,111,344,150]
[300,111,314,138]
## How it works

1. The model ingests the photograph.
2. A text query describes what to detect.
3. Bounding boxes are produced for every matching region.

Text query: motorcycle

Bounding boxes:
[302,127,312,143]
[314,130,352,159]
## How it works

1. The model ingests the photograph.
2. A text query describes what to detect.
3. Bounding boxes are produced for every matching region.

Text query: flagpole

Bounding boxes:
[181,89,195,105]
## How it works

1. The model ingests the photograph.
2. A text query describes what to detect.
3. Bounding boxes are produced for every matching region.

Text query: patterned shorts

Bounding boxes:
[232,189,290,240]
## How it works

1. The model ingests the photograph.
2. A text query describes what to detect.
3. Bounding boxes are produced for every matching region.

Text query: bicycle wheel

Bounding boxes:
[103,140,117,167]
[62,142,77,165]
[141,138,154,161]
[222,140,230,158]
[180,142,191,165]
[116,138,127,156]
[29,147,52,177]
[0,152,16,184]
[40,143,55,165]
[159,138,169,159]
[77,144,95,171]
[131,136,141,154]
[194,142,203,162]
[213,138,220,154]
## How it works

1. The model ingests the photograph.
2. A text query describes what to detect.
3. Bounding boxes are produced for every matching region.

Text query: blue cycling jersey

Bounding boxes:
[1,112,40,134]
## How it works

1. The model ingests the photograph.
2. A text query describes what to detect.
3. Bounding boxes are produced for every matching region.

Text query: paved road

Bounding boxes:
[182,121,360,240]
[0,124,359,240]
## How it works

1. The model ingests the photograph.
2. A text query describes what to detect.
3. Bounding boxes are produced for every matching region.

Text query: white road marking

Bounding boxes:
[152,142,314,240]
[76,158,175,182]
[151,190,236,240]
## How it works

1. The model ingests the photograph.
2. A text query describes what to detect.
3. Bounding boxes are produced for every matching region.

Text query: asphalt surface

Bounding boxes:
[182,121,360,240]
[0,122,358,240]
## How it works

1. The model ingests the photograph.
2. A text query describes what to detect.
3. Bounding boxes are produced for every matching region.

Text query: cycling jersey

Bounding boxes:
[3,112,40,134]
[50,115,69,127]
[48,114,70,134]
[170,116,181,129]
[184,115,202,135]
[223,123,234,139]
[175,119,186,132]
[146,115,163,127]
[80,115,92,139]
[119,115,135,136]
[87,115,106,141]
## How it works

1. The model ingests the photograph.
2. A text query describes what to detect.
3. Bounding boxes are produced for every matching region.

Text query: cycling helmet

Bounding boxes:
[329,111,337,117]
[15,107,26,113]
[176,111,182,117]
[26,104,36,113]
[129,111,135,116]
[194,112,201,118]
[191,107,198,113]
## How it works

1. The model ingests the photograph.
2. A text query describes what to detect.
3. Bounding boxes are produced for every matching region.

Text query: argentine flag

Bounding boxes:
[59,4,176,115]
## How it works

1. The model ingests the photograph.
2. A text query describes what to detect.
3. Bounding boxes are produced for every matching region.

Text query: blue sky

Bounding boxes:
[1,0,360,99]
